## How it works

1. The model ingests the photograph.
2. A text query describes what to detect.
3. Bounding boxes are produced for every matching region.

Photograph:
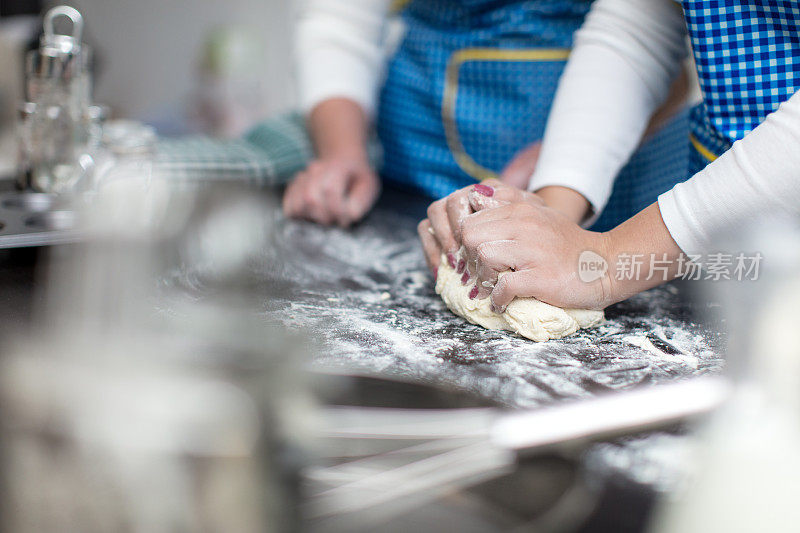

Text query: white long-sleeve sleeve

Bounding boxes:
[529,0,688,220]
[658,91,800,257]
[529,0,800,256]
[295,0,392,117]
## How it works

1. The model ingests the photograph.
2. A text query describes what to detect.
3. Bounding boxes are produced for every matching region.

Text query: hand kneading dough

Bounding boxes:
[435,255,604,342]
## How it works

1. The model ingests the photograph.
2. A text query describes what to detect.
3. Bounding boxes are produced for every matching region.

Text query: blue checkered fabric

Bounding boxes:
[682,0,800,172]
[377,0,593,199]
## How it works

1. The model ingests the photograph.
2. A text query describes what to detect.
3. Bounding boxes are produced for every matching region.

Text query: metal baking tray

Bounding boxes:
[0,192,82,249]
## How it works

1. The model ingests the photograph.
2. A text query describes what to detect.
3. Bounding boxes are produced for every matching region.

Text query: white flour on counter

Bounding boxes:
[244,211,725,408]
[159,202,725,494]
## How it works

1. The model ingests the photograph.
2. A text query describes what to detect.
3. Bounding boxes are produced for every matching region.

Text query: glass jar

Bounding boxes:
[93,120,157,192]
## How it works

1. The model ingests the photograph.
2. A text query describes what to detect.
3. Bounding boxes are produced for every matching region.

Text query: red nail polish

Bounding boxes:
[473,183,494,197]
[433,270,437,282]
[447,253,456,269]
[456,259,466,274]
[469,285,479,299]
[461,271,470,284]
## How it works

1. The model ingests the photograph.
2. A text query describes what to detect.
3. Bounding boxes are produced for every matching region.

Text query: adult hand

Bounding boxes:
[418,179,544,275]
[283,155,380,227]
[459,201,614,311]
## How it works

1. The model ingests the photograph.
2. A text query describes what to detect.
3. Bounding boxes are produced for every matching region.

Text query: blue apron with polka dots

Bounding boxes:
[681,0,800,174]
[376,0,692,233]
[377,0,593,199]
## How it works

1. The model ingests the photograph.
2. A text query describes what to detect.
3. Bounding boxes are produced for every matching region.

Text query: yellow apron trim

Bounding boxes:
[442,48,571,181]
[689,133,718,162]
[390,0,412,13]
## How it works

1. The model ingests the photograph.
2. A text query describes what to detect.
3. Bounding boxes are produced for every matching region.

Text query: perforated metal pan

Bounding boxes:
[0,192,81,248]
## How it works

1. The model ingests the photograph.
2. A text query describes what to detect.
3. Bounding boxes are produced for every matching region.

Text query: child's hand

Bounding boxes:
[284,98,378,227]
[283,155,380,227]
[500,142,541,189]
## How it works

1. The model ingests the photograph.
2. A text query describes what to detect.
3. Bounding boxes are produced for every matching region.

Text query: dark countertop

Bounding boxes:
[240,185,726,531]
[245,185,726,408]
[0,183,727,532]
[0,182,725,406]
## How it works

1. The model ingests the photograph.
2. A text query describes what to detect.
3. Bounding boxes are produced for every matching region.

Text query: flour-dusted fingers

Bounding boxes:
[445,187,475,244]
[282,171,307,218]
[300,171,334,225]
[417,218,441,275]
[285,169,328,222]
[287,162,334,224]
[473,239,529,299]
[460,206,525,252]
[490,269,543,313]
[467,178,512,211]
[427,198,459,268]
[462,245,477,286]
[469,182,544,212]
[460,219,525,291]
[283,154,378,227]
[342,166,380,227]
[459,204,512,239]
[316,164,347,224]
[468,182,502,211]
[459,204,533,292]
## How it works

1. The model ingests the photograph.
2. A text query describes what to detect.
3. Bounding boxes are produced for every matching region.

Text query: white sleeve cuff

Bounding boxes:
[297,47,381,116]
[528,172,611,227]
[295,0,391,118]
[529,0,687,217]
[657,188,705,257]
[657,90,800,257]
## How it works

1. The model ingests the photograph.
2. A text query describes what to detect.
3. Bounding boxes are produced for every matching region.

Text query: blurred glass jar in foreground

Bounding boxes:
[0,184,314,533]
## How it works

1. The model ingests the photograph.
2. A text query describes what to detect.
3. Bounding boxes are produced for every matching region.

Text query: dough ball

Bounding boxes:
[435,254,603,341]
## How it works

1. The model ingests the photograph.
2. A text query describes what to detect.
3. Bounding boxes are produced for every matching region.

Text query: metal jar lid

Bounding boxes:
[25,6,88,82]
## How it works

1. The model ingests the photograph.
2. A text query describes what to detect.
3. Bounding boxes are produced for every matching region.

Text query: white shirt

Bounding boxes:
[529,0,800,256]
[297,0,800,256]
[295,0,392,118]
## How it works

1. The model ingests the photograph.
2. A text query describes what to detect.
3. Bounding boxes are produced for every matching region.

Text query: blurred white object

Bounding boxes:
[652,219,800,533]
[309,376,729,530]
[0,181,313,532]
[192,26,267,137]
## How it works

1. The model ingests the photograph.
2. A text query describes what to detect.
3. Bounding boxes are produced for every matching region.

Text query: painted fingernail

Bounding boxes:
[461,271,470,284]
[469,285,479,299]
[447,253,456,269]
[456,259,466,274]
[433,271,438,282]
[473,183,494,197]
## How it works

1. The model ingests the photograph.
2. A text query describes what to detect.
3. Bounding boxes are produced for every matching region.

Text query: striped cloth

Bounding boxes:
[154,112,312,184]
